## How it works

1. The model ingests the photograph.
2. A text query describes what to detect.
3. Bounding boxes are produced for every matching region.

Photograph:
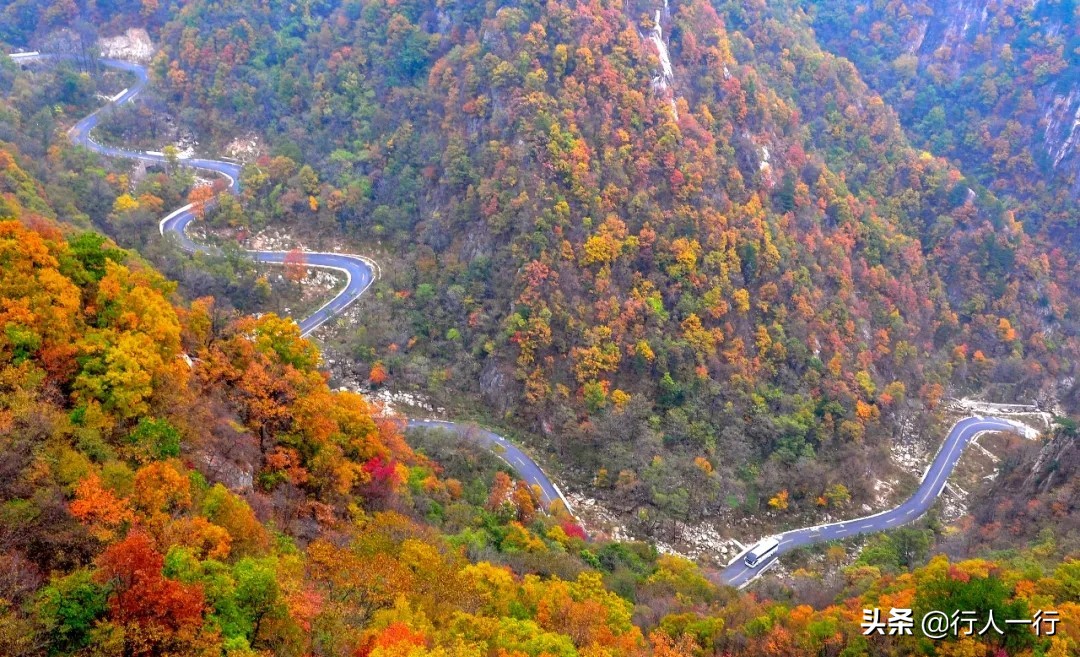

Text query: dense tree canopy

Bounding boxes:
[0,1,1079,656]
[87,0,1080,531]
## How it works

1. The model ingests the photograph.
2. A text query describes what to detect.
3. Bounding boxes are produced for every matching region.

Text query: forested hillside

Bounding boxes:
[75,0,1079,527]
[1,147,1078,655]
[1,1,1080,655]
[805,0,1080,241]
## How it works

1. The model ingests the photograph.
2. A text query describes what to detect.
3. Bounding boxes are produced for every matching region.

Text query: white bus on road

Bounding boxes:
[743,536,781,568]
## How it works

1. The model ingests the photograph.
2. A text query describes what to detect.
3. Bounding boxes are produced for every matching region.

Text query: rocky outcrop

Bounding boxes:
[811,0,1080,202]
[905,0,1079,192]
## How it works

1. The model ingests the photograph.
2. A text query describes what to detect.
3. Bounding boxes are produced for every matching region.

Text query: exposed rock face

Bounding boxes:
[966,426,1079,549]
[809,0,1080,202]
[902,0,1080,194]
[98,28,155,63]
[1044,90,1080,196]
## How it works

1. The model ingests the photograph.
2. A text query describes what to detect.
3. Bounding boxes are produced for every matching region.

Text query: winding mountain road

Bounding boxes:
[11,51,1030,588]
[55,56,379,337]
[406,419,572,512]
[13,52,572,509]
[722,416,1024,588]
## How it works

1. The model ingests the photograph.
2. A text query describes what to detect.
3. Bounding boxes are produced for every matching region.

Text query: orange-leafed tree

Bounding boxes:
[511,480,537,523]
[69,474,135,542]
[187,185,216,220]
[650,630,699,657]
[486,471,514,515]
[368,361,388,386]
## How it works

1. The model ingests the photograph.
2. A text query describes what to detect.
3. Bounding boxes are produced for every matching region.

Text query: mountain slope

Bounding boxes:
[804,0,1080,238]
[1,5,1080,656]
[0,168,1076,657]
[106,0,1080,527]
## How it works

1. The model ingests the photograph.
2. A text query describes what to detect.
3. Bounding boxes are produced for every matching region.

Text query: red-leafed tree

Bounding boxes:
[283,248,307,283]
[95,532,206,654]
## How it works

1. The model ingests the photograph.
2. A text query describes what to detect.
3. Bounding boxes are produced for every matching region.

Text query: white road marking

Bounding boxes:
[34,53,1039,596]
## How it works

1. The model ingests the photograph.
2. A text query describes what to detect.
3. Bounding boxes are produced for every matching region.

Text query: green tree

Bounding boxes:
[127,417,182,460]
[35,569,109,654]
[233,558,286,647]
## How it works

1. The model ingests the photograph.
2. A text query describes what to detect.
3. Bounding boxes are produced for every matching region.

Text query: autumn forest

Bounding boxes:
[0,0,1078,655]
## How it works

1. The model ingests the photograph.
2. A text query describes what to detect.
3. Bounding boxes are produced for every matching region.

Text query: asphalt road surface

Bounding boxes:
[20,52,568,504]
[14,51,1026,585]
[405,419,571,513]
[18,53,375,337]
[720,416,1022,588]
